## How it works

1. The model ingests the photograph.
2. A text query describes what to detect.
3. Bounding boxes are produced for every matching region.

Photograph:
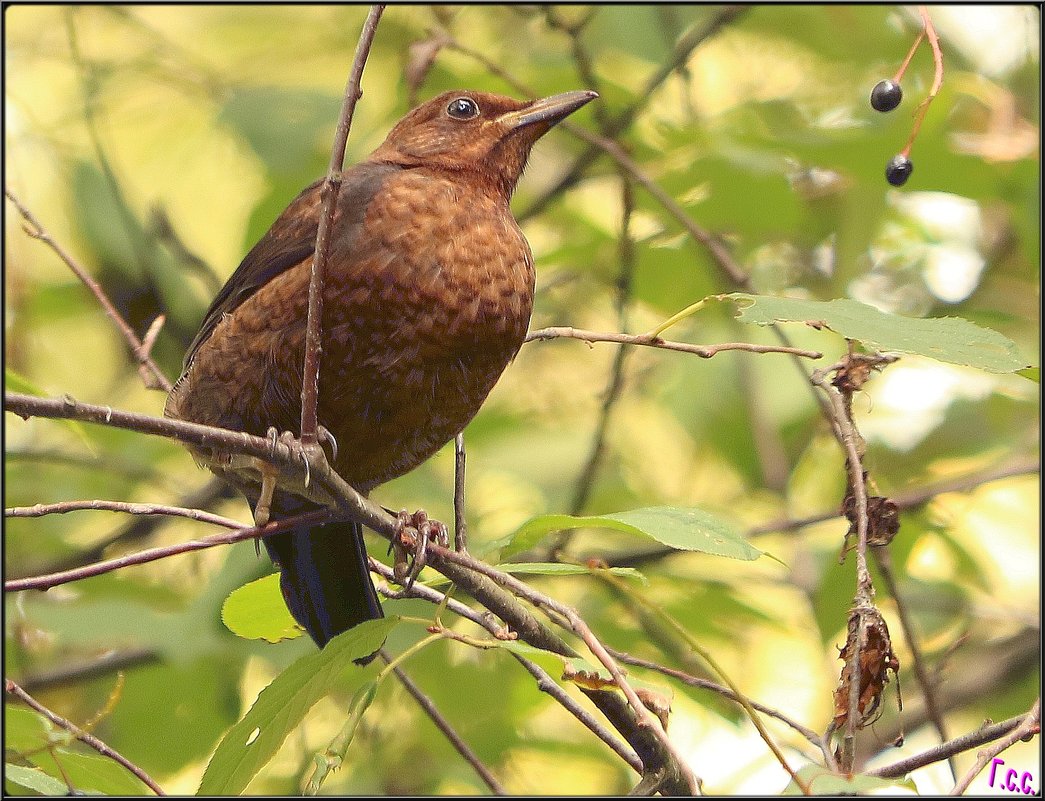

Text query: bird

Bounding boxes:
[165,88,598,649]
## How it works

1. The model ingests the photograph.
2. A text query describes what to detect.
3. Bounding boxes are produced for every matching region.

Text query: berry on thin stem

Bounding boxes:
[885,154,913,186]
[870,79,903,112]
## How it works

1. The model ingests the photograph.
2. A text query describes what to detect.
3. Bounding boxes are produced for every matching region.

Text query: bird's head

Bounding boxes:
[371,89,598,197]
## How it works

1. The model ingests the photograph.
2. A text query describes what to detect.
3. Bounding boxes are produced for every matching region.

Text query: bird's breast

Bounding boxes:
[347,170,534,343]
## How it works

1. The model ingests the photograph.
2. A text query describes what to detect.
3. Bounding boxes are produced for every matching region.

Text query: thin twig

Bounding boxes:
[867,713,1034,780]
[748,455,1041,537]
[382,656,506,794]
[526,326,821,360]
[14,478,234,580]
[453,432,468,552]
[949,698,1040,795]
[6,499,241,529]
[5,678,165,795]
[300,4,385,444]
[4,189,172,392]
[566,126,750,286]
[568,173,637,528]
[4,509,330,593]
[19,649,160,693]
[901,6,944,158]
[518,5,747,221]
[608,646,833,765]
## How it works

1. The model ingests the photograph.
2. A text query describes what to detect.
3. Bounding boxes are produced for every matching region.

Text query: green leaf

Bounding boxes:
[222,573,304,643]
[4,763,69,795]
[1017,366,1039,383]
[725,293,1029,373]
[496,562,648,584]
[198,617,397,795]
[4,706,55,752]
[31,748,153,795]
[783,764,917,795]
[491,506,764,561]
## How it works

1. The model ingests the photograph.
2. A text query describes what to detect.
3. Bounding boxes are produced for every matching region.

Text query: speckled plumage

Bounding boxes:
[165,89,596,647]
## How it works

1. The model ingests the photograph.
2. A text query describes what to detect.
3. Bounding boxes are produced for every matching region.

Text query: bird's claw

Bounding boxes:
[393,509,448,589]
[317,425,338,462]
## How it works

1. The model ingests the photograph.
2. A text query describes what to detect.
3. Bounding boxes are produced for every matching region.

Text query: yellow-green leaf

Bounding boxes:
[221,573,303,643]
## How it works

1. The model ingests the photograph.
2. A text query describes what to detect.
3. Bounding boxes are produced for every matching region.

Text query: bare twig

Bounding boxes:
[608,646,833,765]
[5,678,165,795]
[901,7,944,159]
[526,326,821,360]
[19,649,160,693]
[13,478,234,580]
[381,655,506,794]
[300,4,385,445]
[949,698,1040,795]
[453,432,468,552]
[867,712,1034,780]
[565,126,750,286]
[4,189,172,392]
[749,455,1041,537]
[6,499,241,529]
[519,5,747,220]
[567,174,637,531]
[4,508,330,593]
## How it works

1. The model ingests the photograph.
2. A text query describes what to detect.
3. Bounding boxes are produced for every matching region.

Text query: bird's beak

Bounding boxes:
[499,90,599,130]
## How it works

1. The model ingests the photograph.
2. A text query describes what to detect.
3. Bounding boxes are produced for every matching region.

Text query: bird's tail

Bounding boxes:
[256,490,383,651]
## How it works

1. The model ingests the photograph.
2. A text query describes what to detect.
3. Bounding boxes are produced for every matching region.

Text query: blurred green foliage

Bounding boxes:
[4,5,1039,795]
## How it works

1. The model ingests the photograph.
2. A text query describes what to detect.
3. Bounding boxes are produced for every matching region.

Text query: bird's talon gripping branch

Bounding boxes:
[317,425,339,462]
[252,458,279,528]
[393,509,448,589]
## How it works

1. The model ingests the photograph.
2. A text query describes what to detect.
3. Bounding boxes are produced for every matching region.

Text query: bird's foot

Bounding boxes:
[393,509,449,589]
[316,425,338,462]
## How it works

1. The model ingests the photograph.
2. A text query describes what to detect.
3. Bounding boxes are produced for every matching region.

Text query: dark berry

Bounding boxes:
[885,155,913,186]
[870,79,903,112]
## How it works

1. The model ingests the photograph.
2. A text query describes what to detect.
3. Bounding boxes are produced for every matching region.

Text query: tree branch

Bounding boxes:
[300,4,385,444]
[526,325,821,360]
[949,698,1040,795]
[4,189,172,392]
[5,678,165,795]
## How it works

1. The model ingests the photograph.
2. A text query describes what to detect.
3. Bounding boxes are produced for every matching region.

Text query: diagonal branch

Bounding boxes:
[949,698,1040,795]
[4,189,172,392]
[5,679,165,795]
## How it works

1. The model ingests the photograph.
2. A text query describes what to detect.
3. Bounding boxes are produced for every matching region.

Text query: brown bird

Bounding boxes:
[165,89,597,648]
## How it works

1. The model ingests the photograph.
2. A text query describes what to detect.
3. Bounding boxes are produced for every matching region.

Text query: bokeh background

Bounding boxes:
[5,5,1039,795]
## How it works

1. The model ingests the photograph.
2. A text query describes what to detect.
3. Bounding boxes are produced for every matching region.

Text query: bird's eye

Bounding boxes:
[446,97,480,120]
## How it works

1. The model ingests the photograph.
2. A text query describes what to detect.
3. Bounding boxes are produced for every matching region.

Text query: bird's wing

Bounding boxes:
[182,161,402,368]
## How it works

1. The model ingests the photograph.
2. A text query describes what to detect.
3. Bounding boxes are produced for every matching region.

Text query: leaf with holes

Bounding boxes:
[198,617,396,795]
